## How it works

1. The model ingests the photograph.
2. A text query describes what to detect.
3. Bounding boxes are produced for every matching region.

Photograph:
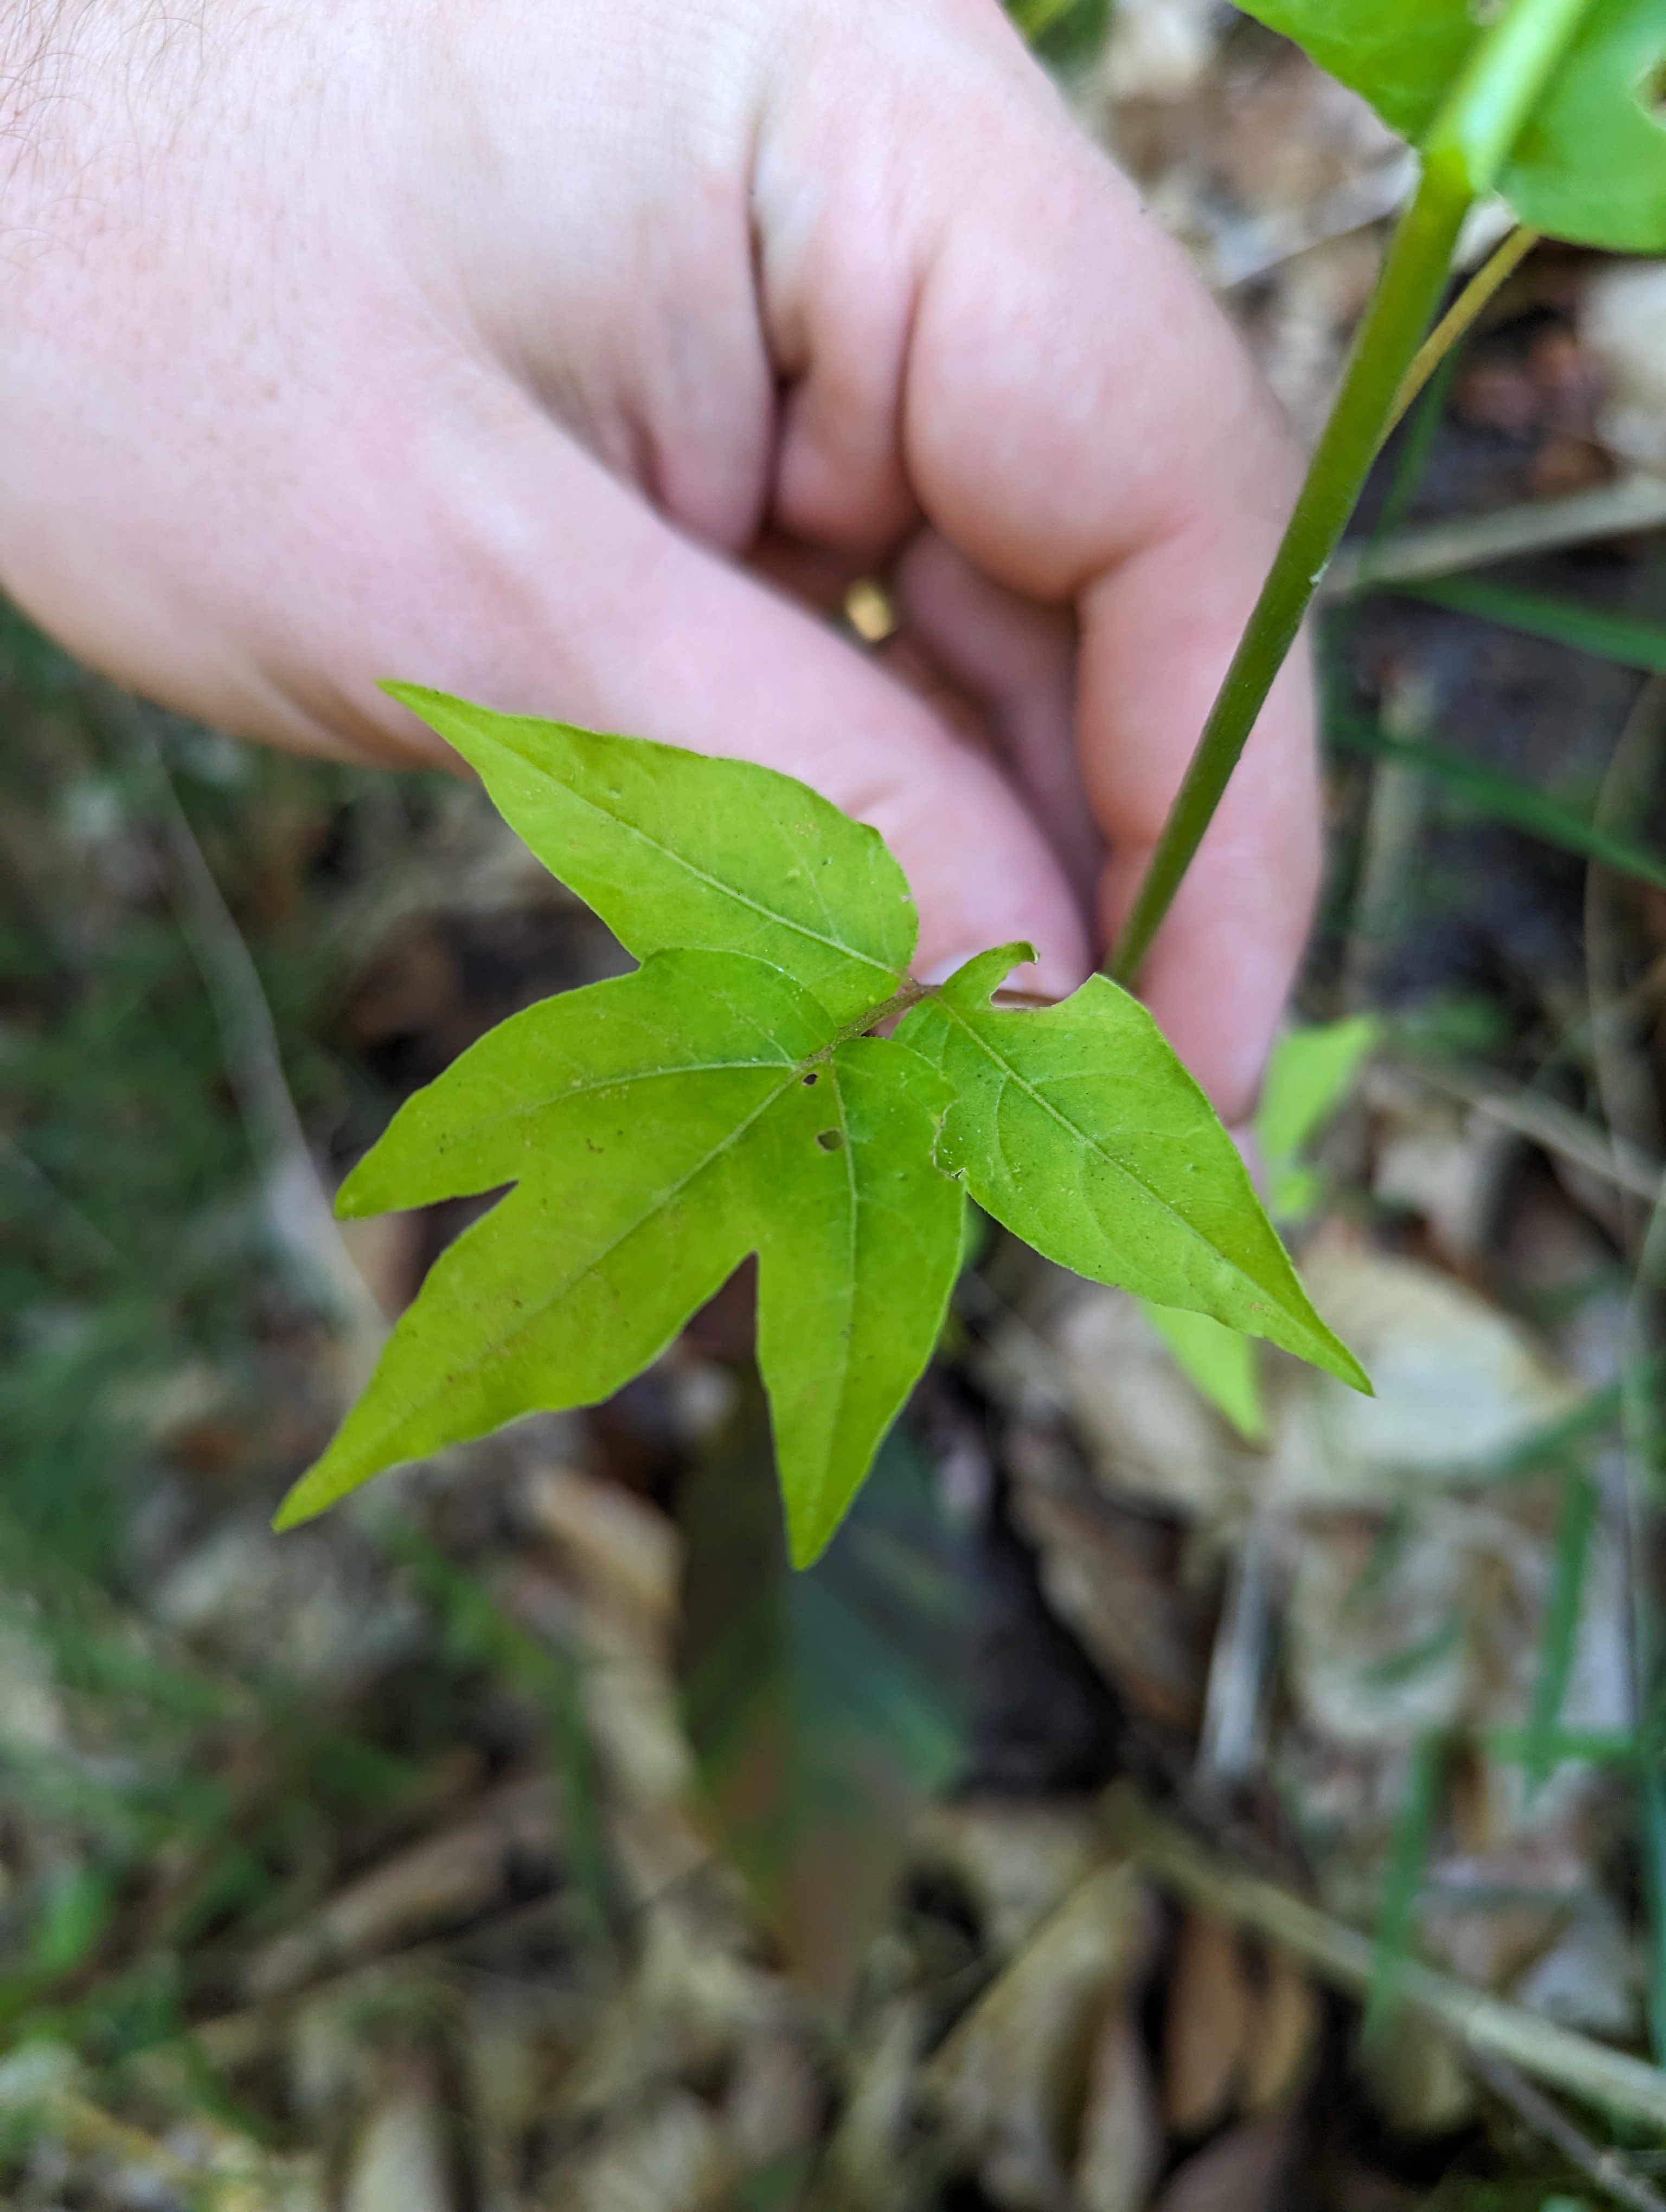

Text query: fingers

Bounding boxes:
[893,530,1101,907]
[257,385,1094,1002]
[761,0,1318,1117]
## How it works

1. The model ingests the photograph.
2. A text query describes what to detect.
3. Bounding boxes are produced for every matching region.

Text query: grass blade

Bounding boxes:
[1366,1729,1445,2041]
[1395,577,1666,672]
[1524,1471,1598,1787]
[1331,717,1666,893]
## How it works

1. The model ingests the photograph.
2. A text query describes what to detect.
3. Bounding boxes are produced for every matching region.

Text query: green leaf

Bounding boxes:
[680,1395,969,2004]
[1257,1015,1379,1224]
[1237,0,1666,251]
[275,951,961,1566]
[1507,0,1666,252]
[275,702,1364,1557]
[753,1038,966,1567]
[1140,1300,1266,1441]
[896,948,1370,1390]
[385,685,915,1025]
[1234,0,1476,146]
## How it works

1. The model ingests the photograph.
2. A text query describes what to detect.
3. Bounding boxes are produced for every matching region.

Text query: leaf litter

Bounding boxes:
[5,6,1666,2209]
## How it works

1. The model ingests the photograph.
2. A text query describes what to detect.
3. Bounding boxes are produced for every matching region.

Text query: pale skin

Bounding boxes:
[0,0,1318,1122]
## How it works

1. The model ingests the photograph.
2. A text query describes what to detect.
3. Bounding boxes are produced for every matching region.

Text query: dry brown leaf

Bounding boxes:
[1360,2025,1476,2136]
[245,1776,556,2000]
[1240,1948,1321,2113]
[1582,260,1666,472]
[155,1513,422,1685]
[1053,1232,1582,1527]
[822,1996,928,2211]
[1050,1289,1247,1523]
[1075,2004,1163,2212]
[927,1860,1154,2211]
[723,2026,822,2174]
[1510,1891,1644,2041]
[1095,0,1225,104]
[464,1985,580,2204]
[542,2086,733,2212]
[1162,1908,1253,2136]
[1007,1451,1208,1730]
[911,1798,1103,1959]
[342,2081,455,2212]
[561,1896,775,2123]
[1150,2113,1293,2212]
[520,1466,711,1904]
[1365,1069,1514,1269]
[1266,1231,1582,1513]
[527,1464,680,1632]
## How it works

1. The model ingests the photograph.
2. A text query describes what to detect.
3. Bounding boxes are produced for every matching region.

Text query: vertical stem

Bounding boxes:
[1108,163,1471,987]
[1107,0,1601,989]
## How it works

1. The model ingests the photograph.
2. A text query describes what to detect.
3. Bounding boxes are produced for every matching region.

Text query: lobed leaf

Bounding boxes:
[276,951,961,1564]
[897,948,1369,1390]
[277,705,1365,1558]
[385,685,915,1024]
[1236,0,1666,252]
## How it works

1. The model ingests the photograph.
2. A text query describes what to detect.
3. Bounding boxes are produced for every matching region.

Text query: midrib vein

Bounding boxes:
[593,799,898,981]
[942,1004,1255,1271]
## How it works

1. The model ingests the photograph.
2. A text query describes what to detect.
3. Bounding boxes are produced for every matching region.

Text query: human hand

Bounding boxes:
[0,0,1316,1121]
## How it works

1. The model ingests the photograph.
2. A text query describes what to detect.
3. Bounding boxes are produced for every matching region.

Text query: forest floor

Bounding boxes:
[4,5,1666,2208]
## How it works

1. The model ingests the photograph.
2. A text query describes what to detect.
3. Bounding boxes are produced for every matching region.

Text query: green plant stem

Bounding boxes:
[1108,0,1600,989]
[1107,165,1471,987]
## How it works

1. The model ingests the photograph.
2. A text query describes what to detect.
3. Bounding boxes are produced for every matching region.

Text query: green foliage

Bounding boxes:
[1142,1302,1266,1441]
[898,948,1364,1380]
[1135,1017,1377,1439]
[278,948,964,1566]
[1258,1015,1379,1224]
[281,695,1367,1565]
[1523,1471,1598,1788]
[1393,577,1666,676]
[1004,0,1111,68]
[1236,0,1666,250]
[387,685,913,1027]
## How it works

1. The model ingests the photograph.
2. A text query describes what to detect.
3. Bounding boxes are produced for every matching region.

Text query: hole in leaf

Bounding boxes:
[816,1129,844,1151]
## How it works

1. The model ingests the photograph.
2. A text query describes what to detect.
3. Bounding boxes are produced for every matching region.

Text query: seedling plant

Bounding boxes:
[278,0,1666,1571]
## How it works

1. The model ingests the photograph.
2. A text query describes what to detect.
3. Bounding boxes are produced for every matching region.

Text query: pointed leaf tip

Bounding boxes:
[899,963,1370,1394]
[379,685,918,1024]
